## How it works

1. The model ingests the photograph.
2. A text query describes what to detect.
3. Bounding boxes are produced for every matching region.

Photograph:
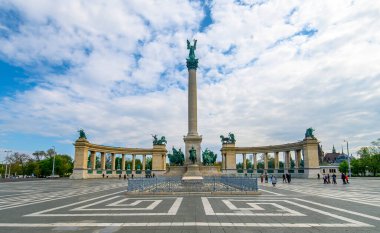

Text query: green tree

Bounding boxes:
[146,157,152,170]
[339,160,348,174]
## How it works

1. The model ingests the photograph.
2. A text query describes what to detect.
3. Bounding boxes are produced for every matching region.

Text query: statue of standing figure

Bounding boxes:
[189,146,197,164]
[187,39,197,60]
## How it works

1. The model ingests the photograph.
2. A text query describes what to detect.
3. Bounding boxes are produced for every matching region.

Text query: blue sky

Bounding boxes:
[1,0,380,161]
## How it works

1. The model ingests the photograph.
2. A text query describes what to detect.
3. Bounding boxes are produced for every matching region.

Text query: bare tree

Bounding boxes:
[6,152,31,177]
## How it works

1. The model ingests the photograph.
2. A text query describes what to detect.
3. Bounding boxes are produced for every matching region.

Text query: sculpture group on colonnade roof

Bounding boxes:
[78,129,87,139]
[305,128,316,139]
[220,132,236,144]
[152,134,167,145]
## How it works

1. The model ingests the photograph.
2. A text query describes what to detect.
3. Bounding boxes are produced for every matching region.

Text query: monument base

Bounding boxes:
[70,169,88,179]
[183,164,203,177]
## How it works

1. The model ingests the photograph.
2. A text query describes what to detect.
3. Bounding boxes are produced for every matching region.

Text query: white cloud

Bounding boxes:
[0,0,380,157]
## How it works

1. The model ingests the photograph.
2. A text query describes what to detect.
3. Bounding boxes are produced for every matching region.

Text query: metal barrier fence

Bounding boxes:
[127,176,258,193]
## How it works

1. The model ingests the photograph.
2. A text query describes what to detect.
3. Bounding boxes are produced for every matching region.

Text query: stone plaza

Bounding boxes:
[0,178,379,233]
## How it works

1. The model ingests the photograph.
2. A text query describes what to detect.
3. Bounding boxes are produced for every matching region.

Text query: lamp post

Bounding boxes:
[344,140,351,177]
[4,150,12,178]
[52,146,56,177]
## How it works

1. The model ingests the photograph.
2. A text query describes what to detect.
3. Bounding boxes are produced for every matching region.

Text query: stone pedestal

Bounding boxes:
[183,164,203,177]
[184,135,202,164]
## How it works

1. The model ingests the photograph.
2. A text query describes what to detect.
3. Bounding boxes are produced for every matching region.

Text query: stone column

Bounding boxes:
[274,152,279,170]
[295,150,300,169]
[303,138,320,178]
[142,155,146,171]
[70,138,89,179]
[253,153,257,170]
[132,154,136,171]
[121,154,125,170]
[183,42,202,164]
[285,151,290,170]
[101,152,106,170]
[264,153,268,170]
[90,151,96,170]
[111,153,115,171]
[243,153,247,170]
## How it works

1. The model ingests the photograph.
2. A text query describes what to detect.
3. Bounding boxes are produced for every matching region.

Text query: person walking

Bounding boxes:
[332,173,337,184]
[341,173,346,184]
[345,174,349,184]
[327,174,330,184]
[265,174,268,183]
[271,175,277,187]
[260,174,264,183]
[317,173,320,179]
[282,174,287,183]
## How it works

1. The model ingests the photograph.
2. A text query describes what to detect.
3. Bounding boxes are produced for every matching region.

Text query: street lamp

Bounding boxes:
[4,150,12,178]
[344,140,351,177]
[52,146,56,177]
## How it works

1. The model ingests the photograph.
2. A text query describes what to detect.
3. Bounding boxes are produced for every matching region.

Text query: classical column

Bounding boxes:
[183,39,202,163]
[142,155,146,171]
[274,152,279,170]
[162,154,166,170]
[90,151,96,170]
[243,153,247,170]
[121,154,125,170]
[295,150,300,169]
[285,151,290,170]
[253,153,257,170]
[111,153,116,171]
[101,152,106,170]
[132,154,136,171]
[264,153,268,170]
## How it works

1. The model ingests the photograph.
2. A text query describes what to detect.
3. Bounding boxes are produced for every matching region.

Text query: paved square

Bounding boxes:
[0,178,379,232]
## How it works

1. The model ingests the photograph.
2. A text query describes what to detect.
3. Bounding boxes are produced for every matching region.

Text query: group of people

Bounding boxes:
[282,173,291,183]
[260,173,292,187]
[317,173,349,184]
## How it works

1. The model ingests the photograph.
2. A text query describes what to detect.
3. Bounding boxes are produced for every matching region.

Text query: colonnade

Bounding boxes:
[221,137,320,178]
[88,152,153,172]
[70,138,167,179]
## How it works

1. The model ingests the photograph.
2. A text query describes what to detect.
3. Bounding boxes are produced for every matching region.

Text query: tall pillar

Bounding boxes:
[101,152,106,170]
[70,138,89,179]
[274,152,279,170]
[132,154,136,171]
[90,151,96,170]
[121,154,125,170]
[243,153,247,170]
[295,150,300,169]
[285,151,290,170]
[111,153,116,171]
[184,40,202,164]
[253,153,257,170]
[264,153,268,170]
[142,155,146,171]
[303,138,320,178]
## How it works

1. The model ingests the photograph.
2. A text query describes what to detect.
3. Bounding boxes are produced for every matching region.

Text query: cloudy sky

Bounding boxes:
[0,0,379,161]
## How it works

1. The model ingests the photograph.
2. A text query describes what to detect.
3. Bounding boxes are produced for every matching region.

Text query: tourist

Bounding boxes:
[119,174,121,179]
[102,173,105,178]
[265,174,268,183]
[286,173,291,183]
[123,174,127,180]
[345,174,349,184]
[131,174,134,179]
[341,173,346,184]
[317,173,320,179]
[271,175,277,187]
[327,174,330,184]
[282,174,287,183]
[260,174,264,183]
[332,173,337,184]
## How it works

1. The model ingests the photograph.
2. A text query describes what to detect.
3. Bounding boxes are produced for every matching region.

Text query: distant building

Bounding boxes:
[323,145,351,164]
